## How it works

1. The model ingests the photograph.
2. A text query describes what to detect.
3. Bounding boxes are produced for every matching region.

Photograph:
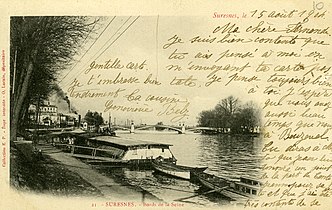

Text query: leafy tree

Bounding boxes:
[237,102,261,133]
[215,96,240,128]
[10,16,97,141]
[84,111,104,128]
[197,110,216,128]
[197,96,261,134]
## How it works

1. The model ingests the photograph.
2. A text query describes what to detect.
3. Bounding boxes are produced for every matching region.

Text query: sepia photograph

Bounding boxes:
[2,1,332,210]
[9,16,263,208]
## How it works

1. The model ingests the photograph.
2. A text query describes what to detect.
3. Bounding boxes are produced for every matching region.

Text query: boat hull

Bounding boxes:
[194,172,230,190]
[193,172,260,202]
[152,161,207,180]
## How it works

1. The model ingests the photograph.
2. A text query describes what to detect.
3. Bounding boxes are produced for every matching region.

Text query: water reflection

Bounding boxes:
[198,135,262,179]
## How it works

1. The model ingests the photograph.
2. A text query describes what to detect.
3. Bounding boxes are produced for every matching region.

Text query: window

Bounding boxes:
[162,148,164,153]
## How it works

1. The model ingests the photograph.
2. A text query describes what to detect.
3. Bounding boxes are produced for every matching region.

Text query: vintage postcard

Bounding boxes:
[1,0,331,209]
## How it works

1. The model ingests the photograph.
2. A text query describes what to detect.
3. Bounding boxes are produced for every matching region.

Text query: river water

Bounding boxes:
[98,132,263,207]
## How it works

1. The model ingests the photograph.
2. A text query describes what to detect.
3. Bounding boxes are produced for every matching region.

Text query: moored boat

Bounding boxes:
[226,176,261,200]
[53,133,176,166]
[193,172,260,202]
[193,171,230,191]
[151,159,207,180]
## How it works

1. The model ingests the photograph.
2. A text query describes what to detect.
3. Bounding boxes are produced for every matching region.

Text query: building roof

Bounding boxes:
[88,135,172,148]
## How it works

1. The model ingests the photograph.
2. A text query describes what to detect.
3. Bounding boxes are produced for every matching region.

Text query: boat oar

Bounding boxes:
[174,186,228,202]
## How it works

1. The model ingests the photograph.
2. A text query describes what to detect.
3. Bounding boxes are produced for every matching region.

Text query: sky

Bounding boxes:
[56,16,259,126]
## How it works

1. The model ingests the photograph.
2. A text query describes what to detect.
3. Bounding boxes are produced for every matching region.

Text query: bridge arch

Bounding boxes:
[136,124,184,134]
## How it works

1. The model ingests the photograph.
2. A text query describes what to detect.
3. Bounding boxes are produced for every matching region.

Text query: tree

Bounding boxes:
[197,96,261,134]
[10,17,97,141]
[84,111,104,129]
[219,96,239,116]
[236,102,261,133]
[197,110,215,127]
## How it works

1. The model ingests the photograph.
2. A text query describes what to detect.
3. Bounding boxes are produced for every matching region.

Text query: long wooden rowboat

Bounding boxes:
[193,172,260,202]
[193,172,230,190]
[151,160,207,180]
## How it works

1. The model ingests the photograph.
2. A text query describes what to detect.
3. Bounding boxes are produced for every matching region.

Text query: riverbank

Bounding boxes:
[10,142,160,202]
[10,144,102,197]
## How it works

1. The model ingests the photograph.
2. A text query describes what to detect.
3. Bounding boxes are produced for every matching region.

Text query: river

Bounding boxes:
[98,132,263,207]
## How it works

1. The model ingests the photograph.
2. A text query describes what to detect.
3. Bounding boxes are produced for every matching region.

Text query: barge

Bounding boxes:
[52,131,176,166]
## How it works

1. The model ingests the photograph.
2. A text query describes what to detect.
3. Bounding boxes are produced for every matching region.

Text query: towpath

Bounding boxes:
[38,143,160,202]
